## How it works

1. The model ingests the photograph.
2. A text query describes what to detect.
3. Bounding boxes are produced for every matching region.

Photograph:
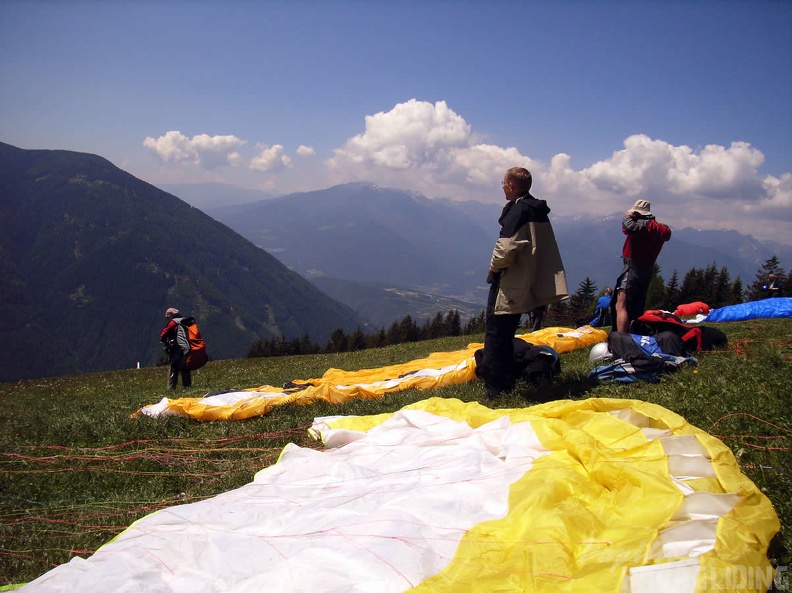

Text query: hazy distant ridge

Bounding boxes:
[200,182,791,300]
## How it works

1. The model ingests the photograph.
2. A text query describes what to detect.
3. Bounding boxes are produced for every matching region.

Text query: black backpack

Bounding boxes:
[475,339,561,385]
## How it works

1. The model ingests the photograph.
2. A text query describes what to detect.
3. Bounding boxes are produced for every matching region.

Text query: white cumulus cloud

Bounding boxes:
[296,145,316,157]
[582,134,766,201]
[443,144,537,186]
[328,99,471,170]
[323,101,789,243]
[666,141,764,197]
[536,134,789,241]
[143,131,246,169]
[143,131,198,163]
[140,103,790,245]
[326,99,537,195]
[250,144,291,172]
[758,173,792,216]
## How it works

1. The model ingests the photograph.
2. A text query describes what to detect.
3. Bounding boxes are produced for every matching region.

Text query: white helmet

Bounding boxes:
[589,342,612,364]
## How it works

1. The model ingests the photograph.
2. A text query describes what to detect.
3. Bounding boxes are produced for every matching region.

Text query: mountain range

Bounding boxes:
[203,182,791,304]
[0,142,363,382]
[308,276,485,329]
[208,182,495,301]
[4,141,789,383]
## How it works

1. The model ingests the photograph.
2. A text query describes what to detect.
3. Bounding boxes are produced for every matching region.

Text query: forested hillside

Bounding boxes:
[0,142,363,381]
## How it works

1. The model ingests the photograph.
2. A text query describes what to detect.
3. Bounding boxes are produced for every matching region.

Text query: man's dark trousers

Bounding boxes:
[482,279,522,398]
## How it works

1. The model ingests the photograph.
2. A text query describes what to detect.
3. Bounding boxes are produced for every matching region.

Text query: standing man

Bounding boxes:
[481,167,568,398]
[160,307,192,389]
[611,200,672,333]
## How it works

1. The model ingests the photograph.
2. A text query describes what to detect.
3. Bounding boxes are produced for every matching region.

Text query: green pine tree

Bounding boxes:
[746,256,786,301]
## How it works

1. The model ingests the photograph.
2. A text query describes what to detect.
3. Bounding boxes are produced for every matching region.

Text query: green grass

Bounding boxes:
[1,320,790,586]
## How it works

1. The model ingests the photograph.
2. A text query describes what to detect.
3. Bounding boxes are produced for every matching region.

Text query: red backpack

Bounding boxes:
[630,310,726,353]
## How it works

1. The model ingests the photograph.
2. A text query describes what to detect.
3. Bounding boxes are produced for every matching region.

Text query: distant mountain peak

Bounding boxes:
[339,181,380,190]
[314,181,431,205]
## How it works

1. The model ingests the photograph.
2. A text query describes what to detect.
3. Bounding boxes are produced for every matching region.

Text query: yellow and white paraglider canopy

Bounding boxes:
[23,397,779,593]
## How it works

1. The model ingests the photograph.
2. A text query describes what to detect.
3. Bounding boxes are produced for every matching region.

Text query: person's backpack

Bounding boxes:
[474,339,561,386]
[175,316,208,370]
[653,331,688,357]
[630,310,727,353]
[588,331,696,384]
[513,340,561,385]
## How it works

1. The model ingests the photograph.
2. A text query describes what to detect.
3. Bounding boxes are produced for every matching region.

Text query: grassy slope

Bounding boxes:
[1,319,790,586]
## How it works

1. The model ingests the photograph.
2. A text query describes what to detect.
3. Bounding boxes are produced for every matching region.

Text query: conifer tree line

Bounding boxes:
[247,256,789,358]
[548,256,789,327]
[248,310,485,358]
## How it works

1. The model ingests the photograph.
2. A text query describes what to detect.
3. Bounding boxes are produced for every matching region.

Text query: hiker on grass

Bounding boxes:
[160,307,191,389]
[611,200,671,333]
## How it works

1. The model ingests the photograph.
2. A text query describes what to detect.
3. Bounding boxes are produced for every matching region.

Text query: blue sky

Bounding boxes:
[2,0,791,245]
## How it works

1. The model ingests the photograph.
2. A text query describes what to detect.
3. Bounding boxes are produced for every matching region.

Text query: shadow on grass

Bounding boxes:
[532,375,598,403]
[498,371,598,406]
[767,533,791,572]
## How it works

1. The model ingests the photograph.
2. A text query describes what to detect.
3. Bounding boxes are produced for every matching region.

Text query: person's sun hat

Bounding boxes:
[165,308,180,319]
[629,199,653,217]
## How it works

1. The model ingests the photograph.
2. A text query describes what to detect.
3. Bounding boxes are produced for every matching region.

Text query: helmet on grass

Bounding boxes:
[589,342,612,364]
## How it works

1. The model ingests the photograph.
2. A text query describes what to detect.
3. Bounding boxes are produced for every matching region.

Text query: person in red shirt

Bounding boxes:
[160,307,192,389]
[611,200,672,332]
